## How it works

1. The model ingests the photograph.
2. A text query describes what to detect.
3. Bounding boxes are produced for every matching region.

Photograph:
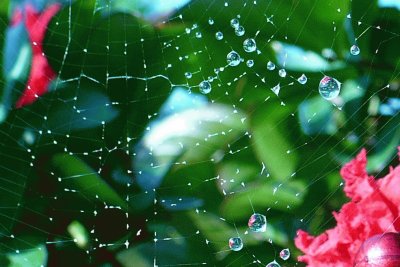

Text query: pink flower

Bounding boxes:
[295,148,400,266]
[12,3,61,108]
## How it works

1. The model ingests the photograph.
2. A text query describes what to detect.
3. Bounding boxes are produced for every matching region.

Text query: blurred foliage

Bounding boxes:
[0,0,399,266]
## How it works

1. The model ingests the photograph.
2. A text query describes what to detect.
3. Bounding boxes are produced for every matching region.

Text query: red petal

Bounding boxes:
[340,149,376,202]
[15,3,61,108]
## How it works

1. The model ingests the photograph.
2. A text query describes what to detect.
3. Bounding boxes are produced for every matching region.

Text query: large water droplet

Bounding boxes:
[246,59,254,68]
[267,61,276,70]
[248,213,267,232]
[235,26,245,36]
[230,18,240,29]
[215,31,224,40]
[297,74,307,84]
[350,45,360,55]
[318,76,341,100]
[279,248,290,260]
[278,69,287,78]
[266,261,280,267]
[199,81,212,94]
[227,51,241,66]
[243,38,257,53]
[228,237,243,251]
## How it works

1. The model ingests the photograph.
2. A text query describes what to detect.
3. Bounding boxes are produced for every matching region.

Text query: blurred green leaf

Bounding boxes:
[67,220,89,249]
[160,196,203,211]
[367,114,400,172]
[7,244,47,267]
[221,180,305,221]
[272,41,345,72]
[51,153,127,208]
[135,102,247,190]
[0,129,30,234]
[298,96,337,135]
[251,105,298,180]
[17,84,119,134]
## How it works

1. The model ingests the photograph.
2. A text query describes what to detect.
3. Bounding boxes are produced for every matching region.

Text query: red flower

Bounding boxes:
[13,4,61,108]
[295,149,400,266]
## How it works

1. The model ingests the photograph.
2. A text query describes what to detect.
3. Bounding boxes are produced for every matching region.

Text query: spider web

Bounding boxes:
[0,0,399,266]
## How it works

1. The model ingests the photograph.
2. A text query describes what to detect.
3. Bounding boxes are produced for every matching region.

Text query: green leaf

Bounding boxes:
[187,211,289,255]
[135,103,247,189]
[177,0,350,52]
[51,153,127,208]
[18,84,119,134]
[7,244,47,267]
[0,128,31,234]
[67,221,89,249]
[272,41,345,72]
[221,180,305,221]
[251,105,298,180]
[298,96,337,135]
[367,114,400,172]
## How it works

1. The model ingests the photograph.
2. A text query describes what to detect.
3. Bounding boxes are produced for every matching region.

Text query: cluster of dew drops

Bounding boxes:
[228,213,290,267]
[195,16,362,103]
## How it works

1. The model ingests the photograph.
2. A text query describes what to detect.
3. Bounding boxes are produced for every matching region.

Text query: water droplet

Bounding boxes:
[215,31,224,40]
[271,84,280,96]
[235,26,245,36]
[248,213,267,232]
[230,18,240,29]
[228,237,243,251]
[243,38,257,52]
[185,72,192,79]
[350,45,360,55]
[208,18,214,25]
[319,76,341,100]
[199,81,212,94]
[227,51,241,66]
[195,32,202,38]
[267,61,276,70]
[266,261,280,267]
[278,69,287,78]
[246,59,254,68]
[297,74,307,84]
[279,248,290,260]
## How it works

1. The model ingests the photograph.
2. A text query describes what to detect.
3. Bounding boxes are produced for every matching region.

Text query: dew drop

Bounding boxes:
[199,81,212,94]
[235,26,245,36]
[267,61,276,70]
[228,237,243,251]
[243,38,257,53]
[248,213,267,232]
[208,18,214,25]
[279,248,290,260]
[278,69,287,78]
[318,76,341,100]
[266,260,280,267]
[297,74,307,84]
[271,84,280,96]
[246,59,254,68]
[215,31,224,40]
[195,32,202,38]
[185,72,192,79]
[227,51,241,67]
[350,45,360,55]
[230,18,240,29]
